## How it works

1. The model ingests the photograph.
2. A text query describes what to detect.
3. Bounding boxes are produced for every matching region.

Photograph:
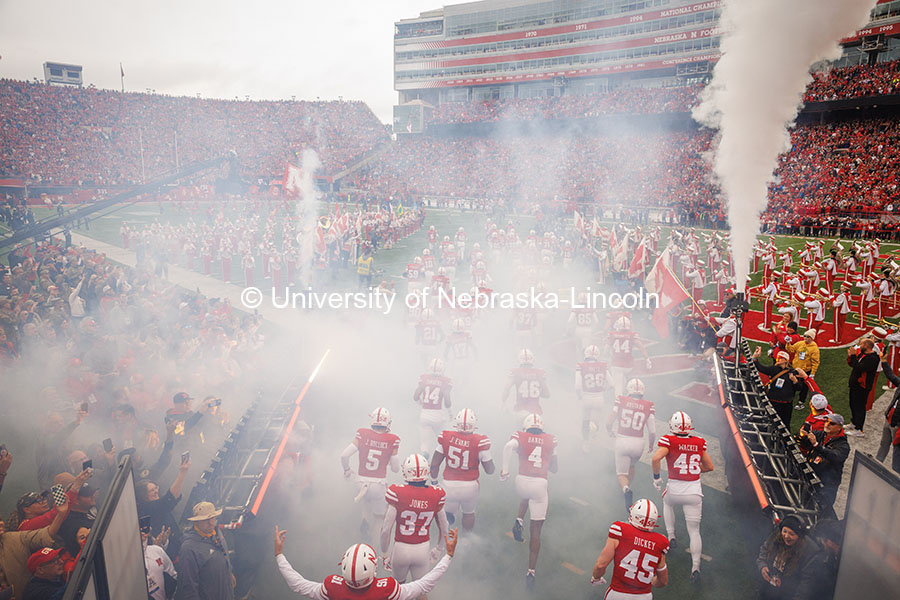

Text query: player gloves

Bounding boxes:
[590,576,607,586]
[499,471,509,482]
[652,474,662,492]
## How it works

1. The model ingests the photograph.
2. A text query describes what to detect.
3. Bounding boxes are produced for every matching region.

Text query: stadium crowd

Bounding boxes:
[0,79,388,186]
[0,237,263,598]
[804,59,900,102]
[429,84,702,124]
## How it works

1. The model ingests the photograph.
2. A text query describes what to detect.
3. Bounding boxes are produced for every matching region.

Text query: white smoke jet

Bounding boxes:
[296,149,323,288]
[693,0,875,292]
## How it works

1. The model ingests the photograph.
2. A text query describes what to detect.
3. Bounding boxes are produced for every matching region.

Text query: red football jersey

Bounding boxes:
[514,308,537,331]
[446,332,472,359]
[406,264,422,280]
[442,250,457,266]
[428,231,437,243]
[385,484,446,545]
[510,367,548,414]
[416,374,452,410]
[609,331,637,368]
[437,430,491,481]
[658,434,707,482]
[612,396,655,438]
[511,430,557,479]
[608,521,669,595]
[323,575,400,600]
[417,319,441,346]
[576,361,608,394]
[355,428,400,479]
[422,255,435,270]
[572,307,594,327]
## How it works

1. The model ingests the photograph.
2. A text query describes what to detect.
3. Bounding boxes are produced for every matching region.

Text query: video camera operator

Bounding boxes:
[753,346,807,428]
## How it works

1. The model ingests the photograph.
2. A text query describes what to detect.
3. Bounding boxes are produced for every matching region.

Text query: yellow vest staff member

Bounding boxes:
[786,328,820,410]
[357,251,373,290]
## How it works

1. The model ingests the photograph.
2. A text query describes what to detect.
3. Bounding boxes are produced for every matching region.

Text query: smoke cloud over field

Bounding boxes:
[693,0,875,291]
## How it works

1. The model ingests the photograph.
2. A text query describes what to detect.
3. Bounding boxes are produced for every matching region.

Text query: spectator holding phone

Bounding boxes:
[137,453,191,560]
[0,495,69,600]
[17,469,90,531]
[56,481,97,557]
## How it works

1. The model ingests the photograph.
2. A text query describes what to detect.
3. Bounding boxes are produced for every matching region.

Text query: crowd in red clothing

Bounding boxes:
[429,85,702,124]
[428,59,900,125]
[804,60,900,102]
[0,79,388,185]
[351,115,900,235]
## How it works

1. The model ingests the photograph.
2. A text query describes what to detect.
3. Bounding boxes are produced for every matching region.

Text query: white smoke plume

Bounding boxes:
[296,149,323,287]
[693,0,875,291]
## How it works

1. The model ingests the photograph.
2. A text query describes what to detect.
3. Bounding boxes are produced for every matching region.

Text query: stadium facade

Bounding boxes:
[394,0,900,106]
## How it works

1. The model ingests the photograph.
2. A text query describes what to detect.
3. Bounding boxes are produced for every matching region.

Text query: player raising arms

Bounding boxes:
[413,358,453,458]
[607,378,656,511]
[275,527,458,600]
[382,454,449,586]
[430,408,494,531]
[500,413,558,591]
[502,349,550,423]
[576,344,611,452]
[341,408,401,540]
[651,411,713,584]
[591,499,669,599]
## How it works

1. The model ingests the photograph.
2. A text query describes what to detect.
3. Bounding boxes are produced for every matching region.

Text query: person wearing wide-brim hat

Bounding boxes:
[175,502,235,600]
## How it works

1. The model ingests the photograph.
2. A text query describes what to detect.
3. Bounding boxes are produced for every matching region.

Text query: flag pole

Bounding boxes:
[120,63,124,93]
[666,262,718,329]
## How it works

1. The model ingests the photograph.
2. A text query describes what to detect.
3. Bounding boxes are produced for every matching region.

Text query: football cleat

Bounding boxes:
[401,454,429,482]
[523,413,543,432]
[690,570,701,585]
[626,378,645,396]
[668,538,678,550]
[624,488,633,512]
[669,411,693,435]
[340,543,378,589]
[454,408,477,433]
[513,518,525,542]
[370,407,392,430]
[447,512,455,526]
[629,498,659,531]
[525,569,535,592]
[518,348,535,365]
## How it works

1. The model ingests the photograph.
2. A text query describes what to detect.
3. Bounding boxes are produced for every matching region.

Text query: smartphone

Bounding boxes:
[0,445,7,458]
[80,402,89,413]
[50,484,67,506]
[139,515,152,532]
[210,399,222,408]
[82,459,93,472]
[102,438,113,453]
[181,451,190,465]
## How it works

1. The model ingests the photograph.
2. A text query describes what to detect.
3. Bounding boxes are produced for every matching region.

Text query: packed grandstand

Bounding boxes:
[2,58,900,236]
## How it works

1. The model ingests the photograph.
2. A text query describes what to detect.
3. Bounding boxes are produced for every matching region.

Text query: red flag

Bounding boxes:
[283,163,303,196]
[628,239,647,278]
[573,210,586,235]
[644,249,689,338]
[314,224,327,254]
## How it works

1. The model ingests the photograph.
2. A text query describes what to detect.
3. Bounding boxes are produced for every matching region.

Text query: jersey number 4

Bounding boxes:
[620,549,659,584]
[398,510,435,537]
[673,453,701,475]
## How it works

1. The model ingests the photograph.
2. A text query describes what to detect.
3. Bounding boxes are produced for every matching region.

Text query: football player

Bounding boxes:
[430,408,494,531]
[575,344,611,452]
[608,316,651,397]
[567,293,597,353]
[413,358,452,458]
[415,309,444,352]
[501,349,550,423]
[607,379,656,511]
[591,499,669,599]
[651,411,713,584]
[341,408,401,540]
[443,319,476,369]
[381,454,449,584]
[500,413,558,591]
[275,527,458,600]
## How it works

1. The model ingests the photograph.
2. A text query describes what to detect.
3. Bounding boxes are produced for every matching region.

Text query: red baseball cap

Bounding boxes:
[27,547,62,573]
